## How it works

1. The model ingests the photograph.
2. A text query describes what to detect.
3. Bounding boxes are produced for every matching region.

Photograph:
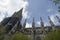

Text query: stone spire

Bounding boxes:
[5,8,23,34]
[40,17,46,40]
[48,16,55,31]
[40,17,44,27]
[32,17,36,40]
[12,8,23,21]
[56,16,60,23]
[48,16,55,26]
[40,17,45,35]
[32,17,35,29]
[23,19,27,29]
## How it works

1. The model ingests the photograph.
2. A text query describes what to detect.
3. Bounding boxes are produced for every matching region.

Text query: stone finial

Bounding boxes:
[48,16,55,26]
[40,17,44,27]
[56,16,60,22]
[48,16,56,31]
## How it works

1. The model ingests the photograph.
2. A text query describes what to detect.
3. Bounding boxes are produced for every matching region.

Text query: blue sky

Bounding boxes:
[0,0,60,28]
[25,0,60,27]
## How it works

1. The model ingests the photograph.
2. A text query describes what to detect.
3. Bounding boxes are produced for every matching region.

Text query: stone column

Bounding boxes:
[31,18,36,40]
[48,16,56,31]
[40,17,45,40]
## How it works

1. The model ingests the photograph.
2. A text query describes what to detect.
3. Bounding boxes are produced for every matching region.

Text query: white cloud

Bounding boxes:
[44,23,48,26]
[37,21,40,25]
[22,9,30,19]
[36,13,60,26]
[0,0,29,22]
[47,8,53,12]
[25,23,32,28]
[37,21,49,27]
[50,13,60,25]
[50,15,55,23]
[56,13,60,17]
[0,14,5,22]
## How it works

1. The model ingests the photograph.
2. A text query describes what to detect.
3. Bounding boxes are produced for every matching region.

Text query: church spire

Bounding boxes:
[56,16,60,23]
[32,17,36,40]
[48,16,55,31]
[12,8,23,21]
[23,19,27,29]
[40,17,45,35]
[32,17,35,29]
[5,8,23,34]
[48,16,55,26]
[40,17,44,27]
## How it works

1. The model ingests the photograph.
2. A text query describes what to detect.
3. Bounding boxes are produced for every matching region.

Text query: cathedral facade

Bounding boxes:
[0,8,60,40]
